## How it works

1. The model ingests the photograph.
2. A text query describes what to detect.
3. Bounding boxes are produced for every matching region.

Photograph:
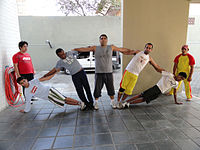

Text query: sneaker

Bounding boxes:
[94,101,99,110]
[110,100,117,109]
[116,101,123,109]
[31,97,38,101]
[122,102,130,108]
[186,98,192,101]
[80,102,86,110]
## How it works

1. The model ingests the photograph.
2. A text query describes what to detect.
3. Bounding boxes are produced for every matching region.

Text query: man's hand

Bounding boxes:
[19,109,25,113]
[187,76,192,82]
[175,102,183,105]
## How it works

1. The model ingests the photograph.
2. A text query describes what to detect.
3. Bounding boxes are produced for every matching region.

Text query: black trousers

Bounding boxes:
[93,73,115,98]
[72,70,93,105]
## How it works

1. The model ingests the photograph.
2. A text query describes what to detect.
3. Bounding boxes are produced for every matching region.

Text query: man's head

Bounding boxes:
[144,43,153,54]
[181,45,189,55]
[175,72,187,81]
[99,34,108,46]
[18,41,28,53]
[56,48,66,59]
[17,77,29,88]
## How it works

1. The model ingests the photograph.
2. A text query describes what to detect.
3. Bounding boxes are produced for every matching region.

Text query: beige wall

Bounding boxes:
[19,16,121,71]
[122,0,190,94]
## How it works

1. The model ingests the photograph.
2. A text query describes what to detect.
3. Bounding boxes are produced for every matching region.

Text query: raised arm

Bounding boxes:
[149,57,165,73]
[73,46,96,52]
[111,45,140,55]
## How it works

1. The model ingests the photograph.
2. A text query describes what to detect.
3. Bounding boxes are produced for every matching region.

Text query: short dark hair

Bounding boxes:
[178,72,187,79]
[56,48,64,56]
[99,34,108,39]
[145,43,153,48]
[18,41,28,49]
[17,76,26,84]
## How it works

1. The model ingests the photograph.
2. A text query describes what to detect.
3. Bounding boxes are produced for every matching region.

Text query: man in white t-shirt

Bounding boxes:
[118,43,164,105]
[120,71,187,108]
[17,73,84,113]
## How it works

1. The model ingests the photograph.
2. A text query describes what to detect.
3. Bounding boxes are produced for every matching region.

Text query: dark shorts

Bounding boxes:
[93,73,115,98]
[141,85,161,104]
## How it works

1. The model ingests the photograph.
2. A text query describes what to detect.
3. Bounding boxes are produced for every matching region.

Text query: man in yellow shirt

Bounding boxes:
[169,45,195,100]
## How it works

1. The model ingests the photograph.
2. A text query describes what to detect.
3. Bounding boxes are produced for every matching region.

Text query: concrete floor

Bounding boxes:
[1,69,200,150]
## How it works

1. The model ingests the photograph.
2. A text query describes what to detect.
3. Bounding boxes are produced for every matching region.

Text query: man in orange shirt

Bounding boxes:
[169,45,195,100]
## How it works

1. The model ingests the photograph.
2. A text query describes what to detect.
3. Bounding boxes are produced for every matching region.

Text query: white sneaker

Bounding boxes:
[110,100,117,109]
[122,102,130,108]
[116,101,123,109]
[94,101,99,110]
[186,98,192,101]
[80,102,86,110]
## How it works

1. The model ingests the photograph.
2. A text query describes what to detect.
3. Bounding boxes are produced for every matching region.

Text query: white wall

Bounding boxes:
[0,0,21,111]
[18,16,121,71]
[187,15,200,67]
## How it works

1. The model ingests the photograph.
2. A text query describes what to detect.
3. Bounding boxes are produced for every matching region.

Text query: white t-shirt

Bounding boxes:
[156,71,179,94]
[126,51,149,76]
[24,79,51,112]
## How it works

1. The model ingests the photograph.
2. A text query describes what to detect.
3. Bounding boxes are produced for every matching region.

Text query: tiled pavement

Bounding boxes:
[1,70,200,150]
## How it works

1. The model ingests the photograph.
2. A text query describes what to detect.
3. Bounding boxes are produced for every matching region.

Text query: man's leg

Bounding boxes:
[72,73,89,109]
[129,98,145,104]
[122,73,138,101]
[105,73,116,108]
[93,73,104,110]
[126,94,142,103]
[121,94,129,101]
[117,90,124,102]
[184,79,192,100]
[81,70,94,107]
[65,97,81,105]
[119,94,143,109]
[118,70,128,102]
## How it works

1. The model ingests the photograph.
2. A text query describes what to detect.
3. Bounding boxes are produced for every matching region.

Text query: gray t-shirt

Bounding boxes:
[24,79,51,112]
[55,51,82,75]
[95,45,113,73]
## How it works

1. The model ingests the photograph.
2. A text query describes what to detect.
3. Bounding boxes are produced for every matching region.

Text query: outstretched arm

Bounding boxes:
[111,45,140,55]
[39,71,57,82]
[173,88,182,105]
[73,46,96,52]
[149,57,165,73]
[43,68,60,77]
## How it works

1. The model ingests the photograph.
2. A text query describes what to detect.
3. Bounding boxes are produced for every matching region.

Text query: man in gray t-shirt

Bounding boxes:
[43,48,94,110]
[73,34,132,110]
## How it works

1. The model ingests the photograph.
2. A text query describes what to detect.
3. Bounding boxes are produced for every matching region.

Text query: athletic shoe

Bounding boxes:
[122,102,130,108]
[94,101,99,110]
[30,101,33,105]
[116,101,123,109]
[80,102,86,110]
[110,100,117,109]
[31,97,38,101]
[186,98,192,101]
